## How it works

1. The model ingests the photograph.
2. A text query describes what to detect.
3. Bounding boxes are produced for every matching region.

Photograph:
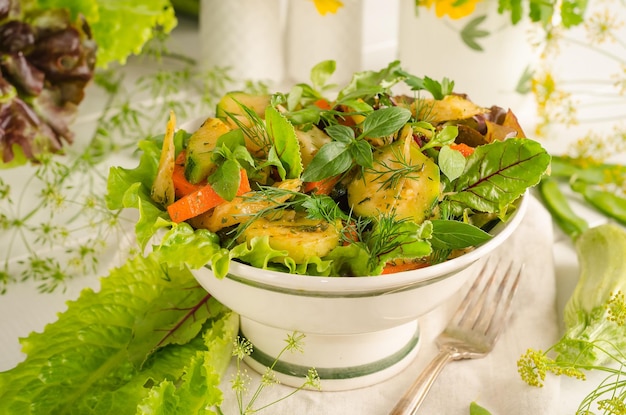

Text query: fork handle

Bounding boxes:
[389,349,455,415]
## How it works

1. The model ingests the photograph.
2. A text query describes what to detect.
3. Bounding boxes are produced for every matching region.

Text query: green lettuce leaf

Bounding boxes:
[31,0,178,68]
[230,236,333,276]
[448,138,550,214]
[0,251,238,414]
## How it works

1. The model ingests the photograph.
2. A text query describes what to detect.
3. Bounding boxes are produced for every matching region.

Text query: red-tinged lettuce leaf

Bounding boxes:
[0,252,238,415]
[448,138,550,214]
[0,2,96,165]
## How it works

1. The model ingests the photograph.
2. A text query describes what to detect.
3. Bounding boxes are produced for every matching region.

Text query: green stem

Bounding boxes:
[560,36,625,64]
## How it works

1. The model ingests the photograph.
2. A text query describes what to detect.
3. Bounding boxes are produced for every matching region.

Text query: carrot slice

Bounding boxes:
[172,151,205,198]
[167,169,251,223]
[450,143,475,157]
[314,98,332,110]
[382,259,429,275]
[303,175,341,195]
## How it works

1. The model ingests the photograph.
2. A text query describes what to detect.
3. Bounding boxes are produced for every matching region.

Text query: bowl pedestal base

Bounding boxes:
[240,316,421,391]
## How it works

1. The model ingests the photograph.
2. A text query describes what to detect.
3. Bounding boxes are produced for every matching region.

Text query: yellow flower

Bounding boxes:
[311,0,344,15]
[419,0,482,19]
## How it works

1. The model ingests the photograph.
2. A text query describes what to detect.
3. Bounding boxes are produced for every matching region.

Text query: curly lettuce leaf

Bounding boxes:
[29,0,177,68]
[230,235,333,276]
[326,220,432,276]
[448,138,550,214]
[106,137,178,249]
[0,250,237,415]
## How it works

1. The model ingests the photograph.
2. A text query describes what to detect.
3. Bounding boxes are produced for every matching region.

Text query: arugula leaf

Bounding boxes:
[0,251,237,414]
[448,138,550,214]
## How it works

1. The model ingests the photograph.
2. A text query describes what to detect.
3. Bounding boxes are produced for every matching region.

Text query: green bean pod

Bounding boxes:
[571,180,626,226]
[538,176,588,239]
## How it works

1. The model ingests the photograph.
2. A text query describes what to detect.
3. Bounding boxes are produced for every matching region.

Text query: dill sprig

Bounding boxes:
[366,144,426,191]
[364,212,417,269]
[0,37,236,294]
[518,291,626,414]
[225,186,348,247]
[221,332,320,415]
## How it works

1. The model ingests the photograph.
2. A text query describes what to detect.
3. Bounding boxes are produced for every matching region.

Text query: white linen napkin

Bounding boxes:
[217,196,562,414]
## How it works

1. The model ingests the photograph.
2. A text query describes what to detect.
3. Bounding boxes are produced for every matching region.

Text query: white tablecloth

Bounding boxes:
[0,17,617,415]
[215,196,563,415]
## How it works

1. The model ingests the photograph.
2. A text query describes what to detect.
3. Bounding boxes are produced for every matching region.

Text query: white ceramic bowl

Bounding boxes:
[193,194,528,391]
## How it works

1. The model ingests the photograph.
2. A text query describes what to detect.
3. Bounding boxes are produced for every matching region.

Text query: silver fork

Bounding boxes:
[389,258,524,415]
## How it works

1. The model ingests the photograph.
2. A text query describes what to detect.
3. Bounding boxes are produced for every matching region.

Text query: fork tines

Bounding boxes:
[453,259,524,339]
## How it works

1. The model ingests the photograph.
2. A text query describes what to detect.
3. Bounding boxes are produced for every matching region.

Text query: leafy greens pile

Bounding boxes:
[0,225,238,414]
[0,0,177,166]
[107,61,551,278]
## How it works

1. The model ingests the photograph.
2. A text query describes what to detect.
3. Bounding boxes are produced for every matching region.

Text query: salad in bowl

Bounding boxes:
[107,61,550,278]
[107,61,550,389]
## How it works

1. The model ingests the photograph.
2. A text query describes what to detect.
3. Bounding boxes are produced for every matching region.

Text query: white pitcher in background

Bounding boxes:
[199,0,285,85]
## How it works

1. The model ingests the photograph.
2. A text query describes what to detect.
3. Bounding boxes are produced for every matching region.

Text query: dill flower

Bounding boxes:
[607,291,626,326]
[598,397,626,415]
[233,336,253,360]
[517,348,549,387]
[284,331,306,353]
[611,63,626,95]
[585,9,624,44]
[305,368,322,390]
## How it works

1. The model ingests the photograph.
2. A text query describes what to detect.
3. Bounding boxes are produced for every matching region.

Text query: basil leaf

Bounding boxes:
[449,138,550,213]
[302,141,352,182]
[422,125,458,151]
[216,128,245,149]
[361,106,412,138]
[265,106,303,179]
[310,60,336,89]
[439,145,466,181]
[208,158,240,201]
[287,85,303,110]
[287,107,321,125]
[351,139,373,168]
[430,219,492,249]
[326,124,355,144]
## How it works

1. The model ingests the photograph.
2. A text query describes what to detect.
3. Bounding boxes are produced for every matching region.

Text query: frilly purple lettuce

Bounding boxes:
[0,0,96,164]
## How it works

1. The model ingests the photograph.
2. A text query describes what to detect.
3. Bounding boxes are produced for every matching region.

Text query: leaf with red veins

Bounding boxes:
[125,266,216,369]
